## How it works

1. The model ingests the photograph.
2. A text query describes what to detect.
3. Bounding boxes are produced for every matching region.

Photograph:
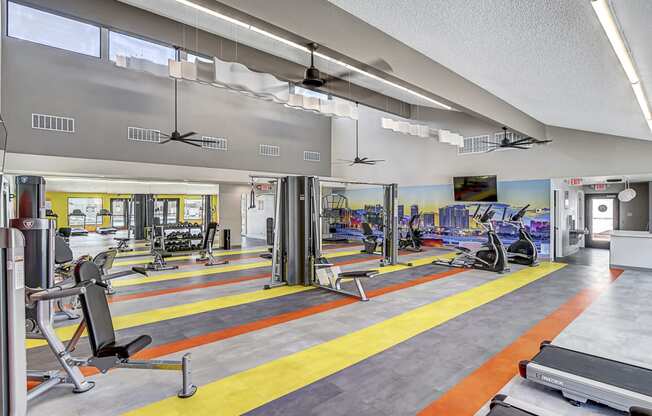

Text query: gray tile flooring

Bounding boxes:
[482,269,652,416]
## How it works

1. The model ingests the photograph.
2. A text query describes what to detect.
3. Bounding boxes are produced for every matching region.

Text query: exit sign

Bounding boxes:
[594,183,607,191]
[568,178,583,186]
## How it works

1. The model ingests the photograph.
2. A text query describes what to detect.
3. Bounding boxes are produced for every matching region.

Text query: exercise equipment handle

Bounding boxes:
[28,283,90,302]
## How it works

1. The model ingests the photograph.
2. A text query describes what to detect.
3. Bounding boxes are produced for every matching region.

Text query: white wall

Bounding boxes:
[218,184,249,247]
[332,106,652,186]
[246,193,275,240]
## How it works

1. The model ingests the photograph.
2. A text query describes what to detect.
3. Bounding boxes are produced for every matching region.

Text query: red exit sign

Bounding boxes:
[593,183,607,191]
[567,178,583,186]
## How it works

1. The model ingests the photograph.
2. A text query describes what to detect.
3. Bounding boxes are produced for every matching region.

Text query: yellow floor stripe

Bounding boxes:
[26,286,311,350]
[116,250,151,258]
[112,249,368,288]
[113,247,270,267]
[125,262,565,416]
[31,252,451,350]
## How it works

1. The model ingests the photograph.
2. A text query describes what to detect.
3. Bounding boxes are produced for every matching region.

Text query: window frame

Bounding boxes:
[6,0,102,59]
[183,198,203,221]
[108,28,177,66]
[67,197,103,226]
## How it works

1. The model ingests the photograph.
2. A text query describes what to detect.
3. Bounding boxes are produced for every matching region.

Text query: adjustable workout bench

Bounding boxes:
[74,260,197,398]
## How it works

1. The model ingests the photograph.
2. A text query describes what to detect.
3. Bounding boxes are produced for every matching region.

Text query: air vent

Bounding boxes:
[303,151,321,162]
[128,127,160,143]
[259,144,280,157]
[606,178,623,183]
[201,136,228,151]
[458,135,491,155]
[32,113,75,133]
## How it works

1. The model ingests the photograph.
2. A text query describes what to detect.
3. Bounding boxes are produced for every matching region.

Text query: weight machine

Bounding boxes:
[259,176,399,301]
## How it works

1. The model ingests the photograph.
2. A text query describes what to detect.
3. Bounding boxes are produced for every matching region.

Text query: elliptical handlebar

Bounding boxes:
[479,204,495,223]
[510,204,530,222]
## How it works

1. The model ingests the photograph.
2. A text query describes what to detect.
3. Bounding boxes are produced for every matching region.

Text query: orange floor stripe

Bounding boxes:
[59,267,464,381]
[108,255,381,303]
[418,268,624,416]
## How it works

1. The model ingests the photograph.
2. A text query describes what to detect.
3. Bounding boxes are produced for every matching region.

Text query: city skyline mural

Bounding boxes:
[330,179,551,257]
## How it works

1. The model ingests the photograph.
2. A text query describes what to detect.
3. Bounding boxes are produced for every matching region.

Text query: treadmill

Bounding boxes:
[486,395,652,416]
[95,209,118,234]
[68,209,89,236]
[486,395,556,416]
[520,341,652,412]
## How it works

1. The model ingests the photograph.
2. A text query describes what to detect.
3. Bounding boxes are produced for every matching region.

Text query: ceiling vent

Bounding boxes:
[32,113,75,133]
[606,178,623,183]
[201,136,228,151]
[259,144,280,157]
[128,127,161,143]
[303,151,321,162]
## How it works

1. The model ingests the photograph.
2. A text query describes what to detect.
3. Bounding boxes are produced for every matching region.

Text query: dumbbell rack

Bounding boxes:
[154,223,204,256]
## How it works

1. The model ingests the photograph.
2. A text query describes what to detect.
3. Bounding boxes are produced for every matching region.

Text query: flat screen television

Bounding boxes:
[453,175,498,202]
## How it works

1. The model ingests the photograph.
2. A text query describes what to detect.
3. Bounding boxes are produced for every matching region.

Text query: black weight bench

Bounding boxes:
[113,237,133,252]
[74,260,197,398]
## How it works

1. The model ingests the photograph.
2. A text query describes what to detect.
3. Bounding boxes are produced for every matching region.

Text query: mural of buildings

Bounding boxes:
[338,179,551,257]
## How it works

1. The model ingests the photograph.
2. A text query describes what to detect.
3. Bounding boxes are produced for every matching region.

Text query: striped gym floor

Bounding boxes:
[27,246,622,416]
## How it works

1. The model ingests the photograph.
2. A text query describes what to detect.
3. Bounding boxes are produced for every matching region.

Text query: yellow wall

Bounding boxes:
[46,192,218,230]
[46,192,132,230]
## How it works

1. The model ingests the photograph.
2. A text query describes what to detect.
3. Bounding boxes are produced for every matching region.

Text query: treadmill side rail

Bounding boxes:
[524,362,652,412]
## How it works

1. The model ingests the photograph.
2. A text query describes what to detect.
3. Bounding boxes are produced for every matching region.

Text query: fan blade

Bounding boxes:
[534,139,553,144]
[507,145,531,150]
[178,139,203,148]
[178,131,197,139]
[510,137,534,145]
[480,140,502,146]
[366,159,385,163]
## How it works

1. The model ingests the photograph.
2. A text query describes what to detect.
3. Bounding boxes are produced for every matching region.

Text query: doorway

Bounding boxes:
[153,198,180,225]
[585,194,619,249]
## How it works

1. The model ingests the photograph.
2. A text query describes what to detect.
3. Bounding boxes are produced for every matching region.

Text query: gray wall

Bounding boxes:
[1,2,332,176]
[332,106,652,186]
[582,182,649,231]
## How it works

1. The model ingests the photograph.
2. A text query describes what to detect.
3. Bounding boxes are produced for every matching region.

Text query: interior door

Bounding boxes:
[111,198,128,229]
[586,194,619,249]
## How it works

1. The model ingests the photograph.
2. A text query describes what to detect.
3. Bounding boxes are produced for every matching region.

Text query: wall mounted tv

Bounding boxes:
[453,175,498,202]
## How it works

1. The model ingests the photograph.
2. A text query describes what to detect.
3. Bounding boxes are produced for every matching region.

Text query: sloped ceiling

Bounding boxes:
[328,0,652,140]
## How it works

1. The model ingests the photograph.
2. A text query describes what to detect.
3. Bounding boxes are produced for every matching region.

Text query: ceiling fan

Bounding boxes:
[159,77,210,148]
[301,43,393,90]
[483,126,552,152]
[337,114,384,166]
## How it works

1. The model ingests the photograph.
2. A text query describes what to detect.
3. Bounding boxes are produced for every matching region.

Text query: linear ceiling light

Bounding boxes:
[175,0,452,110]
[591,0,652,131]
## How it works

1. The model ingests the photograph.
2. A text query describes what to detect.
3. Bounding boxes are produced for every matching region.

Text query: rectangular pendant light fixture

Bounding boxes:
[174,0,452,110]
[591,0,652,132]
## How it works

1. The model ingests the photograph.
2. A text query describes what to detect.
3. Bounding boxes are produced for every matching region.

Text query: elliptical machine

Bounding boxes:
[507,204,539,266]
[399,214,423,252]
[434,204,509,273]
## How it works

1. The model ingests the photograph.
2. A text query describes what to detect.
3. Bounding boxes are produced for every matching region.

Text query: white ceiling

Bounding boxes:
[118,0,446,109]
[328,0,652,140]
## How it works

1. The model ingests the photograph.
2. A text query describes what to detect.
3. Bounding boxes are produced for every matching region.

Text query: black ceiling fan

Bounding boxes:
[483,126,552,152]
[337,114,384,166]
[301,43,393,90]
[159,77,210,148]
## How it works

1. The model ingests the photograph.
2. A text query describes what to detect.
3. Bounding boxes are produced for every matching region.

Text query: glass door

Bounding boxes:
[586,194,618,249]
[154,198,180,225]
[167,200,179,224]
[111,198,128,229]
